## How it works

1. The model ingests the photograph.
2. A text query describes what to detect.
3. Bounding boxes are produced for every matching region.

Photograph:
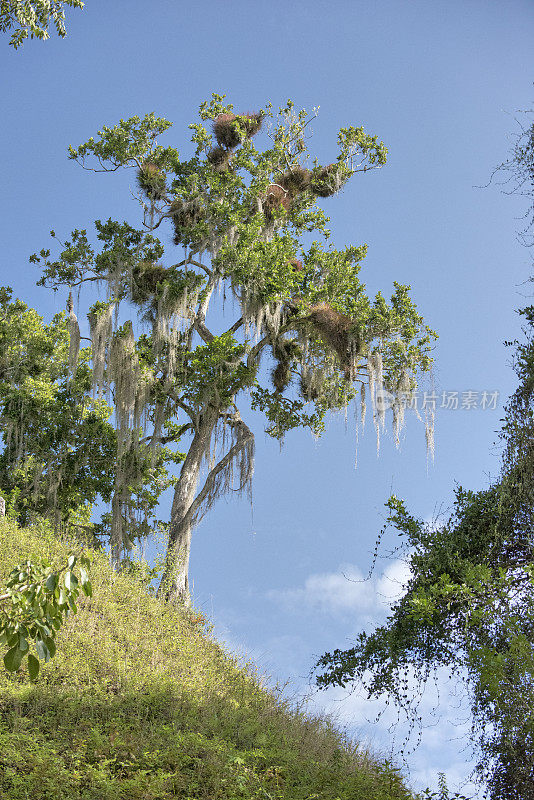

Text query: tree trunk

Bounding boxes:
[158,406,218,605]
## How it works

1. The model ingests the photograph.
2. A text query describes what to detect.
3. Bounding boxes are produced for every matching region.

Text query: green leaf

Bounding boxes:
[27,653,40,681]
[82,581,93,597]
[80,567,88,584]
[35,638,50,662]
[18,636,29,653]
[4,645,23,672]
[44,637,56,659]
[45,573,58,592]
[64,571,78,590]
[67,555,77,569]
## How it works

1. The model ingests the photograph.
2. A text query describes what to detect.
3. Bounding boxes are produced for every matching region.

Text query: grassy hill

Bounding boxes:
[0,518,415,800]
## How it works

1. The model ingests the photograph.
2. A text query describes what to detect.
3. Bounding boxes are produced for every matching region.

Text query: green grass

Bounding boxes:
[0,518,415,800]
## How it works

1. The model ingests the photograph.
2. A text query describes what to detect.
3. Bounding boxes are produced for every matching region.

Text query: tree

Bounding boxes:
[0,0,83,48]
[34,95,436,604]
[315,115,534,800]
[0,286,115,533]
[0,285,177,560]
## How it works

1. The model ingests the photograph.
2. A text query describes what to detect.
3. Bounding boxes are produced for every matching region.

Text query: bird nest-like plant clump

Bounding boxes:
[307,302,362,380]
[130,261,168,305]
[310,163,350,198]
[277,166,313,196]
[272,360,292,393]
[213,112,263,150]
[270,337,302,393]
[207,145,233,172]
[261,184,291,221]
[169,198,205,245]
[137,161,167,201]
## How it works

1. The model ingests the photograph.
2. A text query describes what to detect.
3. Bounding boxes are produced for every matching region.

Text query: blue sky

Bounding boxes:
[1,0,533,795]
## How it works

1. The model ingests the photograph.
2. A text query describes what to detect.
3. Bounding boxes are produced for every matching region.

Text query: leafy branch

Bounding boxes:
[0,550,92,679]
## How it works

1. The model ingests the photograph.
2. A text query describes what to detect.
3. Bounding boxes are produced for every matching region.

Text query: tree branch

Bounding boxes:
[184,414,254,527]
[194,319,215,343]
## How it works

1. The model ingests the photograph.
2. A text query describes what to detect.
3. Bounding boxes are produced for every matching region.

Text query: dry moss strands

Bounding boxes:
[66,292,80,373]
[88,302,114,399]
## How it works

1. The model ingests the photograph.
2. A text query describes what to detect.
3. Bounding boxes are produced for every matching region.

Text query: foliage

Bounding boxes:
[0,286,116,532]
[0,516,417,799]
[32,94,436,600]
[416,773,471,800]
[315,288,534,800]
[0,0,83,48]
[0,284,180,556]
[0,530,92,680]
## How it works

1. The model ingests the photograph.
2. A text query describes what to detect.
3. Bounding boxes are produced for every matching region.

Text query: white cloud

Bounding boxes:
[267,559,412,621]
[376,558,412,604]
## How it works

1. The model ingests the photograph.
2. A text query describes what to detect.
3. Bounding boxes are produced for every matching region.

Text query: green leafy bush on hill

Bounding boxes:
[0,517,415,800]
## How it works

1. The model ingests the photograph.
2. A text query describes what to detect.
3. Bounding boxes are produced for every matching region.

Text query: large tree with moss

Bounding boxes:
[34,95,435,604]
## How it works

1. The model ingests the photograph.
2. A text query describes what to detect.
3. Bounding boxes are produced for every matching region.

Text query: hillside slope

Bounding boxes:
[0,519,414,800]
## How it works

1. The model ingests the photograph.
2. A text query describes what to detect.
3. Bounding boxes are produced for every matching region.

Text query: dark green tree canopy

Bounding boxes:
[0,286,116,531]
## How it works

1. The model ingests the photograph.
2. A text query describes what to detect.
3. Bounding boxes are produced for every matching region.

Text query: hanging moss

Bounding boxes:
[425,404,435,462]
[360,382,367,429]
[366,350,385,454]
[193,414,255,525]
[88,301,114,398]
[239,283,285,338]
[66,292,80,372]
[110,321,139,440]
[390,369,412,448]
[299,364,325,401]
